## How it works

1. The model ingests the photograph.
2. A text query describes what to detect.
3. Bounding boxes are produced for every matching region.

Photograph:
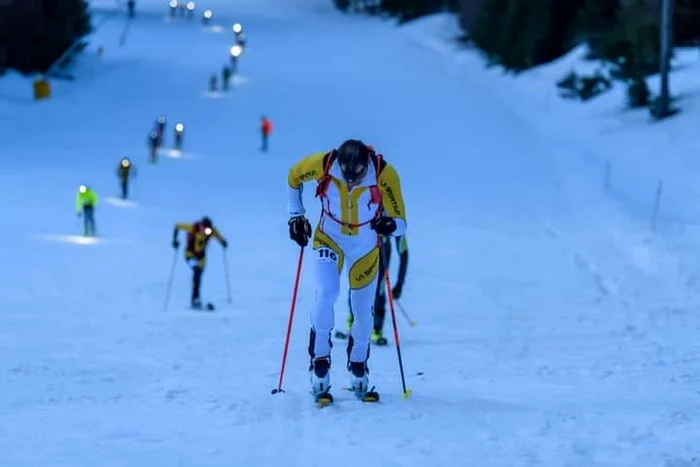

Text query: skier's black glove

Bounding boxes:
[392,283,403,300]
[289,216,312,247]
[172,239,179,249]
[221,239,228,248]
[370,216,396,236]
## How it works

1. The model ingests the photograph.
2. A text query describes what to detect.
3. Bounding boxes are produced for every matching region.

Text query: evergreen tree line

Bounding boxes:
[0,0,92,75]
[333,0,459,23]
[332,0,700,75]
[461,0,700,74]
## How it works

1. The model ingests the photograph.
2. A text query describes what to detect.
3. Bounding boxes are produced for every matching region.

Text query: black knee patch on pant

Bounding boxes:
[308,328,332,368]
[313,358,330,378]
[192,266,203,299]
[308,328,316,362]
[349,361,367,377]
[346,335,370,368]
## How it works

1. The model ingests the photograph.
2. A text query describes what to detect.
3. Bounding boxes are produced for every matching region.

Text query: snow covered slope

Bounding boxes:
[403,13,700,226]
[2,4,699,467]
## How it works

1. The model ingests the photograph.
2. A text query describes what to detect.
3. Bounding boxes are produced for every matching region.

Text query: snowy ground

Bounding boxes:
[2,2,700,466]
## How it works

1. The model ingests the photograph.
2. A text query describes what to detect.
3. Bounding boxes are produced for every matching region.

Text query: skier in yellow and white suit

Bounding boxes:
[287,139,407,398]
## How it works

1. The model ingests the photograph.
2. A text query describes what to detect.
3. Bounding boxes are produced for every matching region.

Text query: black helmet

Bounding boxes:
[201,216,213,228]
[336,139,369,184]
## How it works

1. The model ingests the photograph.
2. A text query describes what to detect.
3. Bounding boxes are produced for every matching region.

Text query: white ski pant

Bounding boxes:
[310,228,380,364]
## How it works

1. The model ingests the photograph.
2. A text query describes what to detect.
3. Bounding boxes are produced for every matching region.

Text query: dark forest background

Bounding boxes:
[333,0,699,107]
[336,0,699,74]
[2,0,698,104]
[0,0,92,75]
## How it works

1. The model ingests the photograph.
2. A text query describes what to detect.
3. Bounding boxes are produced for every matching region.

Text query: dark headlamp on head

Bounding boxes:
[201,217,213,235]
[336,139,370,184]
[340,159,368,184]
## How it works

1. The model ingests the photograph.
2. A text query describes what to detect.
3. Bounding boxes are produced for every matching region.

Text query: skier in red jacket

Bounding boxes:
[261,116,272,152]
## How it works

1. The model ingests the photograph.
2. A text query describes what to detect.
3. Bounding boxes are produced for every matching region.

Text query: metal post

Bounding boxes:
[658,0,674,117]
[650,179,664,231]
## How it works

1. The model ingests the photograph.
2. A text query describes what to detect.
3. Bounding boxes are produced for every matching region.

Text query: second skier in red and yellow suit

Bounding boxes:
[287,139,407,398]
[172,217,228,308]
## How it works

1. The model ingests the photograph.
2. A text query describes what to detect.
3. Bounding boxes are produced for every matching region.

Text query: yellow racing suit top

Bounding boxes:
[287,151,407,241]
[174,222,224,259]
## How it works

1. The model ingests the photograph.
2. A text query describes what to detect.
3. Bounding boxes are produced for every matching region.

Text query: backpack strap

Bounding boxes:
[315,147,386,230]
[315,151,336,198]
[368,151,383,210]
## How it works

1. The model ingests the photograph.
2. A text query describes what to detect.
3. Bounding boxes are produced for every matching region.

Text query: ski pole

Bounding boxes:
[222,248,232,304]
[162,249,178,312]
[119,16,132,46]
[396,300,417,327]
[272,246,305,395]
[379,240,411,399]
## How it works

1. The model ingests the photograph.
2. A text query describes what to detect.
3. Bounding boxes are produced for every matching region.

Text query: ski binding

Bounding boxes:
[343,386,380,402]
[312,387,334,407]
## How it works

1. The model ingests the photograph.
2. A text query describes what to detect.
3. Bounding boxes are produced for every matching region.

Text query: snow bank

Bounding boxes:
[401,13,700,230]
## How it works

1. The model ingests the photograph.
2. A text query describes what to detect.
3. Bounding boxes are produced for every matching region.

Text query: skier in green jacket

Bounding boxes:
[76,184,98,236]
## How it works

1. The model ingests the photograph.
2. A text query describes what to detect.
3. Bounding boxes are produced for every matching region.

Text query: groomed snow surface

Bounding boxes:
[1,2,699,466]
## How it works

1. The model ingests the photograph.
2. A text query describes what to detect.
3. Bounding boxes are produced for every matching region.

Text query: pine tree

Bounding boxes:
[576,0,622,58]
[458,0,484,34]
[675,0,700,45]
[379,0,453,22]
[1,0,92,75]
[469,0,589,71]
[333,0,351,11]
[593,0,660,77]
[462,0,700,84]
[379,0,404,17]
[497,0,533,70]
[544,0,587,60]
[469,0,509,64]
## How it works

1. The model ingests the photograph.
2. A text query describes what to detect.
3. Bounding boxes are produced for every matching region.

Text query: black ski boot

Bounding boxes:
[310,357,333,406]
[348,361,379,402]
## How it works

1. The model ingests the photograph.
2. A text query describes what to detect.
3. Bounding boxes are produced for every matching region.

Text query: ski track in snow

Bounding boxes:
[2,1,700,466]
